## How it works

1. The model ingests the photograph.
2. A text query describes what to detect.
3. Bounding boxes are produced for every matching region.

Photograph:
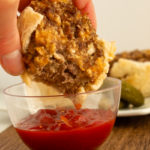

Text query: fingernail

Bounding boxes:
[1,50,24,76]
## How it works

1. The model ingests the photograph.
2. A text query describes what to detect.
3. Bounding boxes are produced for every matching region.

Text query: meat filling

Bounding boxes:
[23,0,105,94]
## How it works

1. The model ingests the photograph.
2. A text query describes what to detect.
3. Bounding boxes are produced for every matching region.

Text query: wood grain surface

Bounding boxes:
[0,116,150,150]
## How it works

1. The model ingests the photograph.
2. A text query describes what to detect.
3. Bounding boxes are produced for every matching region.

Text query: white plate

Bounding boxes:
[117,97,150,117]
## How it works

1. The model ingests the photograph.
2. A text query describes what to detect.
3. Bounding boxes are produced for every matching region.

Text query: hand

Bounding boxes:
[0,0,96,76]
[0,0,24,76]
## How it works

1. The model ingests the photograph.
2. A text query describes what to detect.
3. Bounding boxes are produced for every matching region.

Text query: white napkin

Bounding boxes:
[0,67,21,133]
[0,110,11,133]
[0,91,11,133]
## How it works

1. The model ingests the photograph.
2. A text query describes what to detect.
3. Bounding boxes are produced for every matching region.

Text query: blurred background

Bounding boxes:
[0,0,150,108]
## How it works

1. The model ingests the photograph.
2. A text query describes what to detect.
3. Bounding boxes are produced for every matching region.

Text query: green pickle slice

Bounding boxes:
[121,81,144,107]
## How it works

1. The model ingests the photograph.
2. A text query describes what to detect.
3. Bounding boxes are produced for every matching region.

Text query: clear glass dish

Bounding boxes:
[3,77,121,150]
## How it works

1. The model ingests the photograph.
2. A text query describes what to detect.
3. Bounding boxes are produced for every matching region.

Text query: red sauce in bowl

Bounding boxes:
[16,109,115,150]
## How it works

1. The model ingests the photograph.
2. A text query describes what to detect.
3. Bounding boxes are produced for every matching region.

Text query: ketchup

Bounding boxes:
[16,109,115,150]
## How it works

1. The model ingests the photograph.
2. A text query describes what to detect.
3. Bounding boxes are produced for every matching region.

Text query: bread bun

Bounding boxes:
[18,0,115,107]
[110,50,150,97]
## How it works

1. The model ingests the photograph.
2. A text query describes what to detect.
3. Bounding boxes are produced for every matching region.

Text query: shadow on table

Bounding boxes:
[115,115,150,127]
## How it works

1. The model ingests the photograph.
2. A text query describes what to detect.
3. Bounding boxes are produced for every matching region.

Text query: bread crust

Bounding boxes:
[110,58,150,97]
[89,40,116,90]
[18,7,43,53]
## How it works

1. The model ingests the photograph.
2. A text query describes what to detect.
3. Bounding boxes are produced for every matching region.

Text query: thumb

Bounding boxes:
[0,0,24,76]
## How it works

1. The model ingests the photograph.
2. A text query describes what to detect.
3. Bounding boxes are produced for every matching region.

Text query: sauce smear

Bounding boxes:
[16,109,115,150]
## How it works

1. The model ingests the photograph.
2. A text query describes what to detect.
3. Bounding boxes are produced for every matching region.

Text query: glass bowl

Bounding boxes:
[3,77,121,150]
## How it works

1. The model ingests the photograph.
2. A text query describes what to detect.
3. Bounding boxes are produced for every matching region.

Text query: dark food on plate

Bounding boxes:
[18,0,115,95]
[109,49,150,98]
[120,81,144,109]
[110,49,150,68]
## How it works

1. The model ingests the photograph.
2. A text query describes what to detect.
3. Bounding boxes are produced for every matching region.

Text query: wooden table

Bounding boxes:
[0,116,150,150]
